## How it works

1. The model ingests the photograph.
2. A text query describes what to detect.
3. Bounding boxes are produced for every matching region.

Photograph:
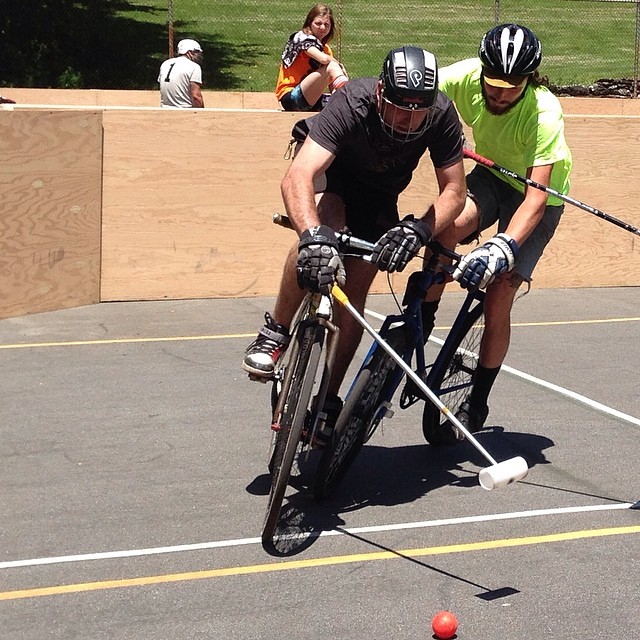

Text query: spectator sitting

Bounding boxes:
[276,4,349,112]
[158,39,205,108]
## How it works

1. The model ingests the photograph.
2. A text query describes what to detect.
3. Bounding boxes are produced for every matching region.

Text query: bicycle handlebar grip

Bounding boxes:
[272,212,294,230]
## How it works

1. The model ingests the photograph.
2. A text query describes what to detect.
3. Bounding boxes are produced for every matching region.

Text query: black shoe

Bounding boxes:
[437,397,489,445]
[451,398,489,439]
[312,394,343,448]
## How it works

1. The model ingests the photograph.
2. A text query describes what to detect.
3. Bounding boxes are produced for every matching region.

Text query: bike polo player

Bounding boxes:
[426,23,572,442]
[243,46,467,444]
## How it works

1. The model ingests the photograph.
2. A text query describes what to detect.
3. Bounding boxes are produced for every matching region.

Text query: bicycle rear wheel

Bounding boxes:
[422,293,484,445]
[263,322,324,542]
[313,328,405,500]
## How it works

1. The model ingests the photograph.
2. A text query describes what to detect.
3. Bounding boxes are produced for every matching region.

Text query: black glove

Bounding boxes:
[372,215,432,273]
[296,225,346,294]
[452,233,519,290]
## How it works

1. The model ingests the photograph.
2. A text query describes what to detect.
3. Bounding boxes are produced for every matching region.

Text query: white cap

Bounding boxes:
[177,39,202,55]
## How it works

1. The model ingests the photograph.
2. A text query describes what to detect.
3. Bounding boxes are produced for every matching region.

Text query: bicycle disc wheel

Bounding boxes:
[313,331,403,500]
[262,323,324,543]
[422,296,484,445]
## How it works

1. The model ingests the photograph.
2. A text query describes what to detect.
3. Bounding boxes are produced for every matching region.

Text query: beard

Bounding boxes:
[482,85,527,115]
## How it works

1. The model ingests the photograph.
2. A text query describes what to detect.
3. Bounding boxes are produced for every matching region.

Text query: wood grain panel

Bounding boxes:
[100,108,640,300]
[11,90,639,115]
[101,110,300,300]
[0,111,102,318]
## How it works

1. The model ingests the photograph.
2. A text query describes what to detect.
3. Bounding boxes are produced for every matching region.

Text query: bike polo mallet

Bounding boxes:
[463,147,640,237]
[331,286,528,490]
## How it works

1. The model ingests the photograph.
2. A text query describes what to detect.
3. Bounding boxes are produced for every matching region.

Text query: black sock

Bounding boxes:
[421,300,440,343]
[469,364,501,408]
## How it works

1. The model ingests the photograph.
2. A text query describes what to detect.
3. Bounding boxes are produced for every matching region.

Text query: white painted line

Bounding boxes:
[364,309,640,428]
[499,362,640,426]
[426,334,640,428]
[0,502,633,570]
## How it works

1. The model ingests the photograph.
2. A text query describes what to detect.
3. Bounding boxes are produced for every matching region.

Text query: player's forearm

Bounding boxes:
[281,175,320,235]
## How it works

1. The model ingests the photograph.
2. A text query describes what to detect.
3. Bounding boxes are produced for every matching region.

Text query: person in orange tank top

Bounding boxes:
[276,4,349,112]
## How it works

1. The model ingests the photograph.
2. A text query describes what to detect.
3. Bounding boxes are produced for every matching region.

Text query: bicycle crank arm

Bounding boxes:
[332,285,528,490]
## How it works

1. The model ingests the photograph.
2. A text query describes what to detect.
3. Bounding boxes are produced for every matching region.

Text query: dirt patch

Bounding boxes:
[550,78,639,98]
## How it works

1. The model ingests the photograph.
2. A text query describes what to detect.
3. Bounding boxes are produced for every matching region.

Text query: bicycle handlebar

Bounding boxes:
[273,212,376,254]
[272,212,462,267]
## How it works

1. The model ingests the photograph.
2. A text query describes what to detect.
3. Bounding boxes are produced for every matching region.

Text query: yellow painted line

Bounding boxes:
[0,316,638,351]
[1,525,639,601]
[0,334,253,350]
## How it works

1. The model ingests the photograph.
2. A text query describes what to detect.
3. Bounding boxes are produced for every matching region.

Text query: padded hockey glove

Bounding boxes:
[453,233,519,290]
[296,225,346,295]
[372,215,432,273]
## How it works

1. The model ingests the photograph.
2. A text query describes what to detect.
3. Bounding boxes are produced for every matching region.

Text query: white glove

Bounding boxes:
[453,233,519,290]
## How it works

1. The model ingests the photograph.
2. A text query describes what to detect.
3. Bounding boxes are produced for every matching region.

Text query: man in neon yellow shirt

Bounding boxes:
[424,23,572,444]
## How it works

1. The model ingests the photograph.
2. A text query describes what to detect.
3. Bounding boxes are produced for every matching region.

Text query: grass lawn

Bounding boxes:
[123,0,639,91]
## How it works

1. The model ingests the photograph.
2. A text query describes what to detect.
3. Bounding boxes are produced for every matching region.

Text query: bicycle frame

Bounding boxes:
[263,214,376,543]
[425,288,484,394]
[332,285,528,489]
[347,267,441,418]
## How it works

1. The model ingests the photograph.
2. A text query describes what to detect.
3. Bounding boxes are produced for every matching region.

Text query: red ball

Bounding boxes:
[431,610,458,639]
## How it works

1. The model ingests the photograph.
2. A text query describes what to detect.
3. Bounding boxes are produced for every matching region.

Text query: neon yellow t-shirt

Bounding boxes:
[439,58,572,206]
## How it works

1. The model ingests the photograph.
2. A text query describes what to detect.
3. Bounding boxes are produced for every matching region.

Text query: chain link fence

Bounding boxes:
[1,1,638,94]
[181,0,640,96]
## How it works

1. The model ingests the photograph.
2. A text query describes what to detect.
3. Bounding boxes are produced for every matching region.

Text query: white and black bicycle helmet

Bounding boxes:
[479,23,542,78]
[379,46,438,141]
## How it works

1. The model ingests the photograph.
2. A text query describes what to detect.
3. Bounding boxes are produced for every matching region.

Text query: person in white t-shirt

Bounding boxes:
[158,39,204,108]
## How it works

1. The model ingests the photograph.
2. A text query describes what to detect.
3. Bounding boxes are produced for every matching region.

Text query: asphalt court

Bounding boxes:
[1,286,639,639]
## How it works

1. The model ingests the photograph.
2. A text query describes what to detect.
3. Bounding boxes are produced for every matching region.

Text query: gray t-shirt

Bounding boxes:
[292,77,463,196]
[158,56,203,108]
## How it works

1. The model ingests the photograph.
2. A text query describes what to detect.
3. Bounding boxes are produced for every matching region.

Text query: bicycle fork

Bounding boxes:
[270,299,341,444]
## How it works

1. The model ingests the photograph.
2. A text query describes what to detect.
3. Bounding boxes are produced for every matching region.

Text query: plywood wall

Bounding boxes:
[100,107,640,301]
[2,94,639,314]
[0,110,102,319]
[100,109,301,300]
[534,116,640,287]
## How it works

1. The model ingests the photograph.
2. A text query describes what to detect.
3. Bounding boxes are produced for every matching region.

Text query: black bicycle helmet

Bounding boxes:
[380,46,438,109]
[479,24,542,77]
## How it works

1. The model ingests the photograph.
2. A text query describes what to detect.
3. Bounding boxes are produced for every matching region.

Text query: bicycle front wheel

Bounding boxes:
[422,294,484,445]
[263,322,324,543]
[313,330,404,500]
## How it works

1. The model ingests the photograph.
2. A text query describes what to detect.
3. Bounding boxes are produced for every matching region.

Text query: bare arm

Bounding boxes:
[503,163,553,244]
[306,45,334,67]
[189,82,204,108]
[280,137,336,235]
[425,160,467,235]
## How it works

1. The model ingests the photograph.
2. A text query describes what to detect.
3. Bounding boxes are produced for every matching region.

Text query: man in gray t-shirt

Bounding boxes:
[243,47,467,440]
[158,39,204,108]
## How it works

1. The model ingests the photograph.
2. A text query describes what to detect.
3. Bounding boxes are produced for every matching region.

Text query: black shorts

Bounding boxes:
[315,162,399,243]
[280,86,322,112]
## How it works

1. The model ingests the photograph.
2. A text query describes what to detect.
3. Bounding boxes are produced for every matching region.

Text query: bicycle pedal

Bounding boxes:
[381,402,394,419]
